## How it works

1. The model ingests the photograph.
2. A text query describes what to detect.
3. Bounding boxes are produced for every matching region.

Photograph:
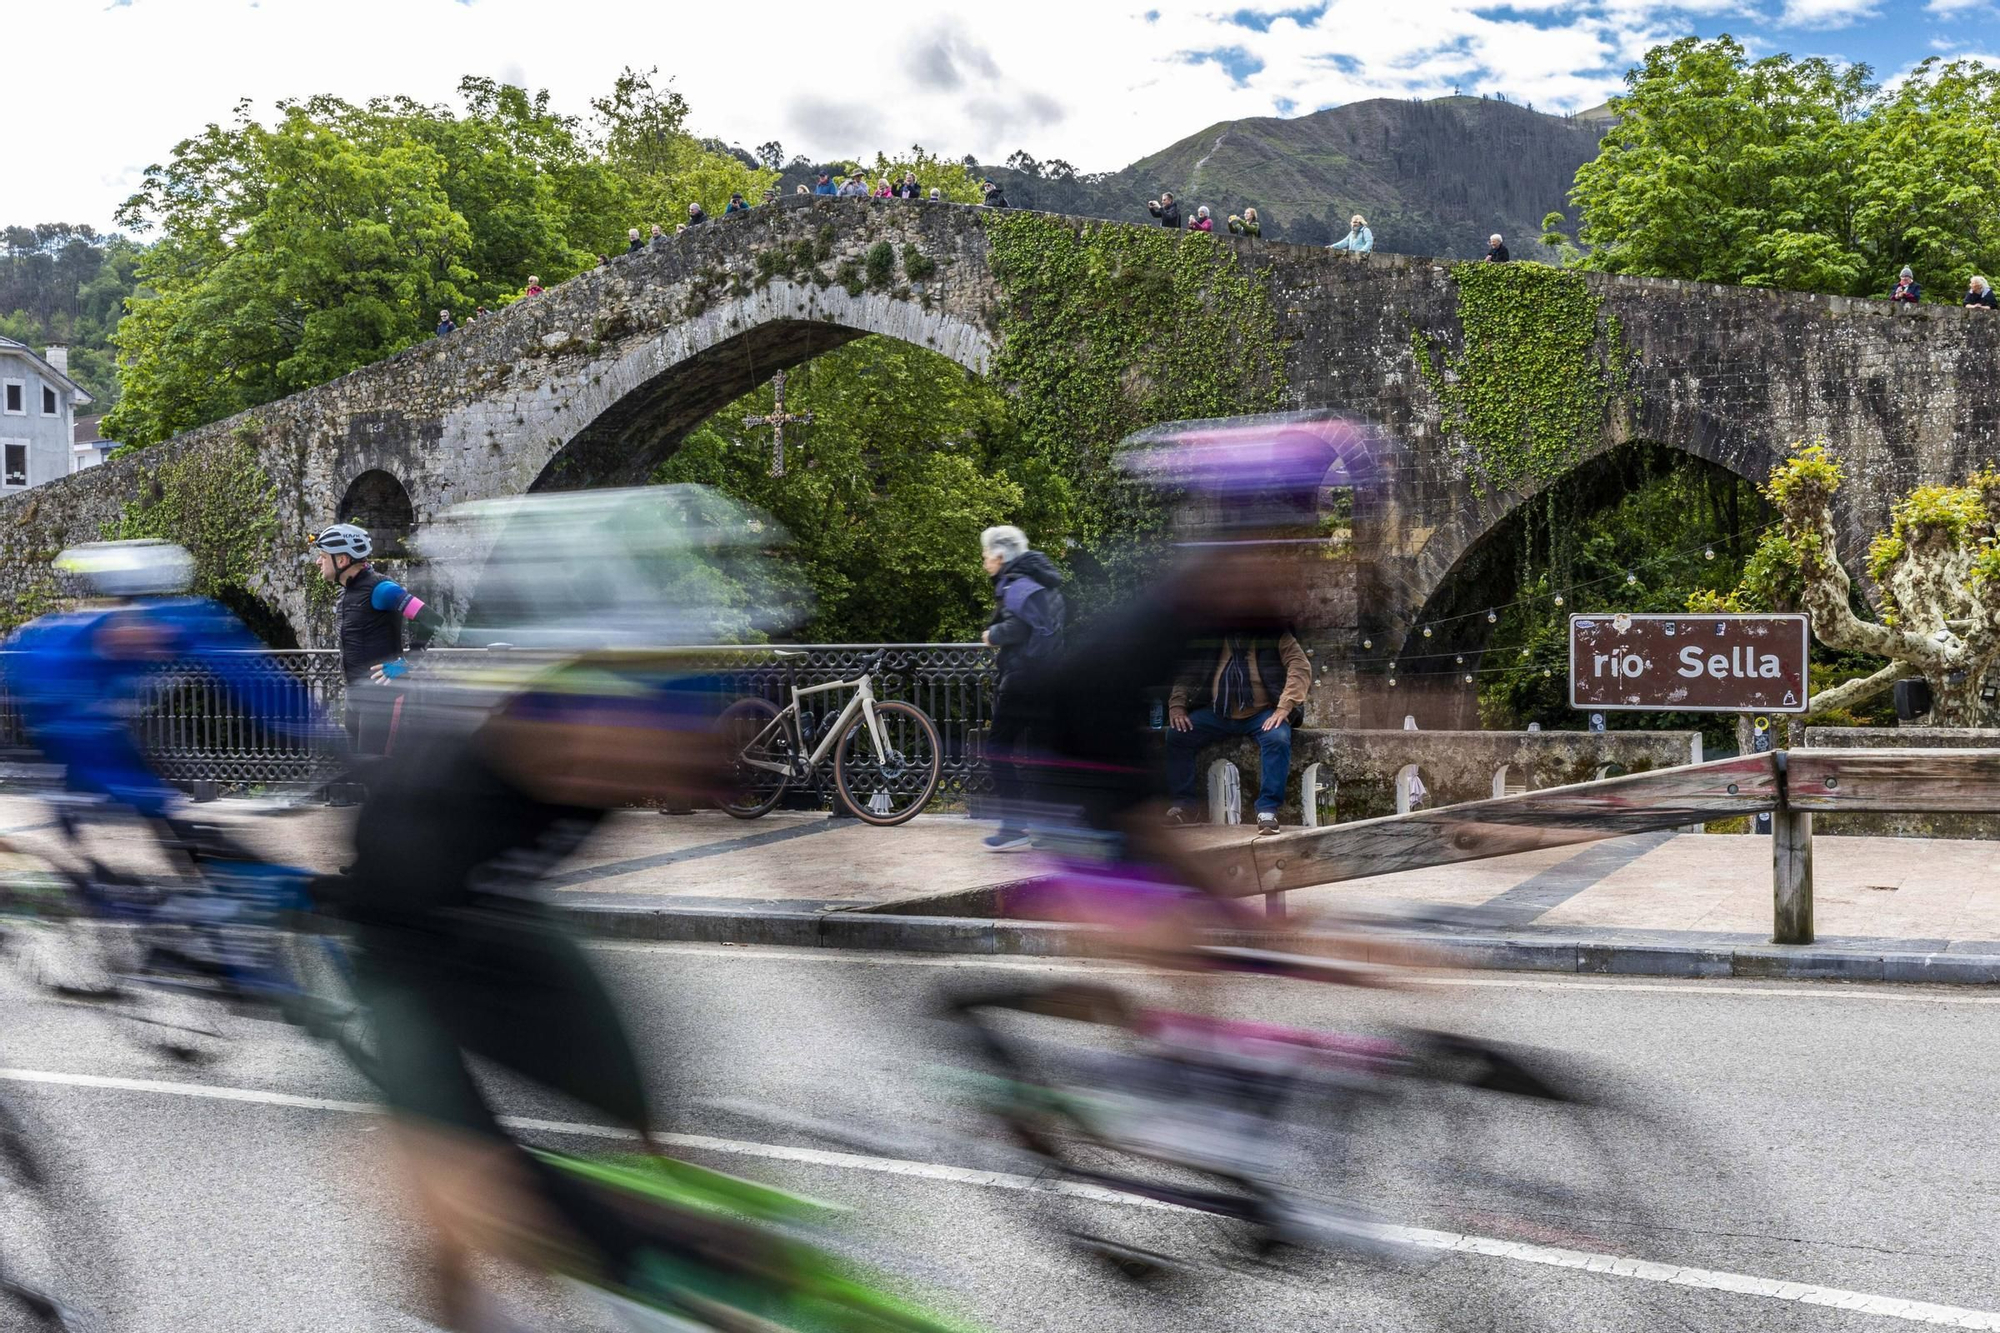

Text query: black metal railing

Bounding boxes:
[0,644,998,794]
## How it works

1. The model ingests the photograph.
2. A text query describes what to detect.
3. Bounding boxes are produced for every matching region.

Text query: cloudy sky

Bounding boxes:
[13,0,1996,230]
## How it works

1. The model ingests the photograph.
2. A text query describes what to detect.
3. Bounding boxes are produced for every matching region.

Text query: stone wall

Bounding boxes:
[1207,726,1702,825]
[6,200,1994,703]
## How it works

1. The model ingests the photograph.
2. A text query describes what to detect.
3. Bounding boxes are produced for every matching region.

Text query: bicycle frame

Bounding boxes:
[741,673,890,778]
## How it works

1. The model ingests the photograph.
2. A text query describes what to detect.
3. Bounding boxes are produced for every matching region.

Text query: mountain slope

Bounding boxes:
[986,96,1608,260]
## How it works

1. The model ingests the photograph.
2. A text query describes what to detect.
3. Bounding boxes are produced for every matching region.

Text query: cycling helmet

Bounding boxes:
[307,522,373,560]
[54,539,195,597]
[1116,410,1380,543]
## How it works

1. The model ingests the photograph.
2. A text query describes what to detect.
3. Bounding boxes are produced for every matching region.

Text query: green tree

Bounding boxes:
[656,337,1034,642]
[107,73,766,450]
[1572,38,2000,298]
[591,67,775,227]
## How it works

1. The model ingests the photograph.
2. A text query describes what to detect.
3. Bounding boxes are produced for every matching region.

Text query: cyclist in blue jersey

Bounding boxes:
[308,522,444,760]
[4,539,330,851]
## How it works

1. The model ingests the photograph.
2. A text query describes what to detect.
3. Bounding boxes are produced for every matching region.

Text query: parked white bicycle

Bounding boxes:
[714,649,942,826]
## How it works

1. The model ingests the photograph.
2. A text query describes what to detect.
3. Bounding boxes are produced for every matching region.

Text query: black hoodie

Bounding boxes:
[986,550,1067,691]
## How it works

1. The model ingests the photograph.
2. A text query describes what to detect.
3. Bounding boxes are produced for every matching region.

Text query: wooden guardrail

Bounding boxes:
[1183,748,2000,945]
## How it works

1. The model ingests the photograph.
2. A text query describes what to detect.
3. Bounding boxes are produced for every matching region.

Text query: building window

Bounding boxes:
[40,385,57,416]
[2,382,21,415]
[4,444,25,487]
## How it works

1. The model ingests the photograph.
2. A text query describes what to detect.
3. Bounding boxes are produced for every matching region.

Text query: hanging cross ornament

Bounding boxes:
[741,369,814,478]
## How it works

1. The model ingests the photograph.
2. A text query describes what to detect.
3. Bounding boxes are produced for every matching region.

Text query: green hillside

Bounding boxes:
[987,95,1608,259]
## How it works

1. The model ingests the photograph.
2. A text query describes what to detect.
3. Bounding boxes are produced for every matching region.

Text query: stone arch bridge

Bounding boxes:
[5,197,1997,725]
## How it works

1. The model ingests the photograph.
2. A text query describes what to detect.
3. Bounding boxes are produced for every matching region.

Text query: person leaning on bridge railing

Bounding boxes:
[1890,267,1921,303]
[1967,275,1997,309]
[1327,214,1372,253]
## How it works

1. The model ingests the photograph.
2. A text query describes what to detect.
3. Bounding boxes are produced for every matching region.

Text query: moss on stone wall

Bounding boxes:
[1413,262,1631,489]
[983,213,1288,544]
[105,437,279,599]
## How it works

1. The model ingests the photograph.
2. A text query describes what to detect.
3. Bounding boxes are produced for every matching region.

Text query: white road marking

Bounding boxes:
[4,1064,1996,1326]
[589,942,2000,1003]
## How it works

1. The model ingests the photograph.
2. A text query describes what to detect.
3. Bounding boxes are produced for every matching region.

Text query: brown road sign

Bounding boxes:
[1569,613,1811,713]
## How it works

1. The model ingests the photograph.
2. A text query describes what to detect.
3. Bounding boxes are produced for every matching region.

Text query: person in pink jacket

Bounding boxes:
[1187,205,1215,233]
[874,178,893,198]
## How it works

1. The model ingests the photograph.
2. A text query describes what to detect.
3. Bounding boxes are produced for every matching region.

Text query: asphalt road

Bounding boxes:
[2,943,1997,1332]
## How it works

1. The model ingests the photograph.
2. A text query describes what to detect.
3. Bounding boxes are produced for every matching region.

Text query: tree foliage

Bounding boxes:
[1698,442,2000,724]
[0,225,142,405]
[655,337,1029,643]
[1571,37,2000,297]
[105,71,767,449]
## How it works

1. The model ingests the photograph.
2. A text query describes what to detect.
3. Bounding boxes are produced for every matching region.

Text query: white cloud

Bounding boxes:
[1777,0,1880,27]
[1926,0,1989,14]
[0,0,1870,230]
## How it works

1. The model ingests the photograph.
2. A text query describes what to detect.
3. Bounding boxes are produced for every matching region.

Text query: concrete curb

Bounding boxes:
[557,902,2000,984]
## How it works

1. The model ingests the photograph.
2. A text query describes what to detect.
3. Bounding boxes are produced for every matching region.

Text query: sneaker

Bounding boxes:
[1256,812,1281,836]
[984,831,1033,852]
[1164,806,1190,827]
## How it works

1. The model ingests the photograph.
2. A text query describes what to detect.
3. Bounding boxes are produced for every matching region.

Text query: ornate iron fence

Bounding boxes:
[0,645,999,794]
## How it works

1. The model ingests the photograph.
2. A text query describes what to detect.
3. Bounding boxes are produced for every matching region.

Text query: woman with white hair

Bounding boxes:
[1328,213,1372,253]
[1188,205,1215,233]
[978,525,1067,852]
[1485,233,1510,263]
[1967,275,1996,309]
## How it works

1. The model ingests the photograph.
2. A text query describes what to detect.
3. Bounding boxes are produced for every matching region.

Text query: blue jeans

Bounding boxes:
[1165,707,1291,814]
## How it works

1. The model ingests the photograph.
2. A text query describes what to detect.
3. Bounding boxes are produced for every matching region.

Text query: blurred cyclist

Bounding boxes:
[4,539,326,853]
[308,522,443,762]
[329,487,788,1331]
[1009,412,1385,966]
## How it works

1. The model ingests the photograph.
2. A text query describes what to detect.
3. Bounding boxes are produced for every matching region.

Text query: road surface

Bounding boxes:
[2,943,1995,1330]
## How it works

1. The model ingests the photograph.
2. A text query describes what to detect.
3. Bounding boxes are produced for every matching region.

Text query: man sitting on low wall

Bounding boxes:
[1165,632,1311,834]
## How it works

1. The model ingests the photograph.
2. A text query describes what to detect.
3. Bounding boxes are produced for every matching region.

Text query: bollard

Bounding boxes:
[1772,809,1813,944]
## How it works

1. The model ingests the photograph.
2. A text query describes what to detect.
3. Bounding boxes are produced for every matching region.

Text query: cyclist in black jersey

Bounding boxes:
[308,523,445,759]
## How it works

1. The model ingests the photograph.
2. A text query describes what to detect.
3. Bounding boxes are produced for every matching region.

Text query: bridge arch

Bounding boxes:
[521,281,994,492]
[1392,397,1792,655]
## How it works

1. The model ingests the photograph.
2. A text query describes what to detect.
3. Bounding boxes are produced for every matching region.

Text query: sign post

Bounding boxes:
[1569,613,1811,715]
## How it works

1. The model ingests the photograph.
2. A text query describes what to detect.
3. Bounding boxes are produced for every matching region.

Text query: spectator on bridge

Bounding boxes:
[725,192,751,217]
[874,177,894,199]
[762,186,781,205]
[979,525,1067,852]
[797,184,813,196]
[649,223,666,246]
[1328,214,1373,253]
[1227,208,1261,237]
[837,173,869,198]
[1164,631,1311,835]
[627,227,644,253]
[474,305,490,320]
[687,202,709,226]
[1188,206,1215,233]
[896,172,922,199]
[524,276,544,297]
[1485,233,1511,263]
[1148,192,1182,228]
[435,310,456,337]
[814,171,837,196]
[928,187,943,201]
[1891,267,1921,303]
[981,178,1010,208]
[1968,276,1997,309]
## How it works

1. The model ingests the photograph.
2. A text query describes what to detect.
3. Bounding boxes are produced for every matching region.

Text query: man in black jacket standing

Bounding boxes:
[1148,191,1182,228]
[979,525,1065,851]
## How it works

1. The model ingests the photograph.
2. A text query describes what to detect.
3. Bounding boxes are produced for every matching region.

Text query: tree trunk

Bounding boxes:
[1929,673,1990,727]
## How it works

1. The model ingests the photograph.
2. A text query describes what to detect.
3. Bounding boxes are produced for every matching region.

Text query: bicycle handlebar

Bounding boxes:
[862,648,888,675]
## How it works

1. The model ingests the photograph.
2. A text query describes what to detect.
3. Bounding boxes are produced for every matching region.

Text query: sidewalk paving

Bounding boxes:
[7,791,1999,978]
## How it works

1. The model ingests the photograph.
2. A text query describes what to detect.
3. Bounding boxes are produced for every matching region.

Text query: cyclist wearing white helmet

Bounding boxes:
[308,522,443,758]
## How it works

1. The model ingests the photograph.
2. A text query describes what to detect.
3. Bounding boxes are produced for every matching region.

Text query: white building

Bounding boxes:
[0,339,92,491]
[71,413,115,473]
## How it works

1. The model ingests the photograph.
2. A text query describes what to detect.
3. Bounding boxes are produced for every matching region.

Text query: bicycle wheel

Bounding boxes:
[833,702,940,827]
[279,923,379,1084]
[714,699,790,820]
[0,851,135,1003]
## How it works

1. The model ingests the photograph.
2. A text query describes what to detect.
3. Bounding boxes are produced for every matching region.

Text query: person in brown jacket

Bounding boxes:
[1164,631,1310,834]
